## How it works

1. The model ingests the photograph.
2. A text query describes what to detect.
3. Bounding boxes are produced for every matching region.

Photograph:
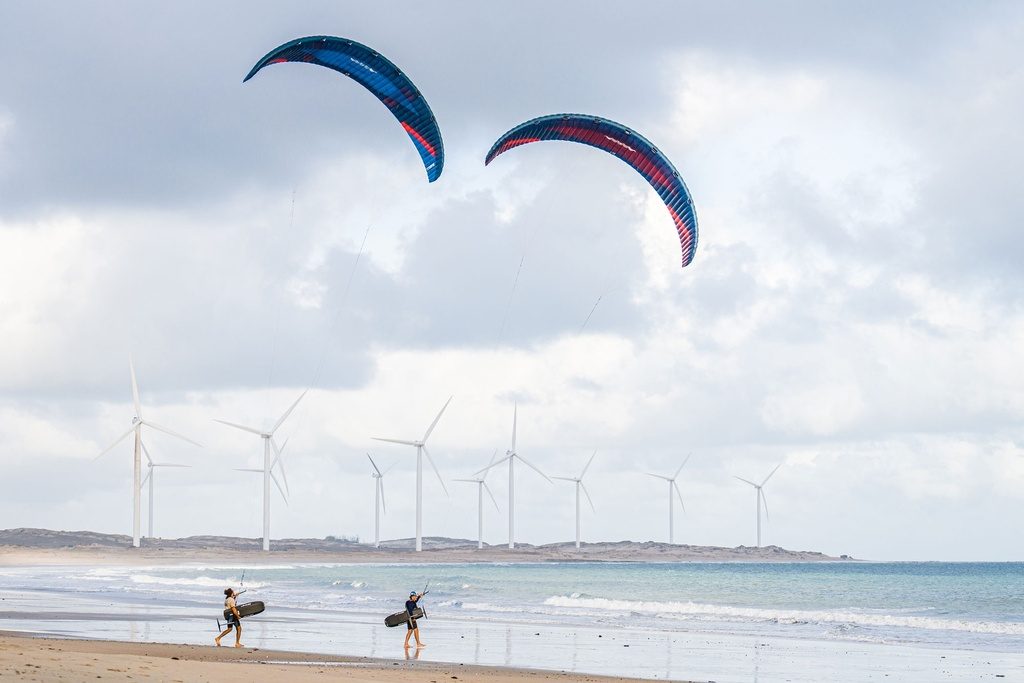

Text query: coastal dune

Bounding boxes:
[0,528,850,565]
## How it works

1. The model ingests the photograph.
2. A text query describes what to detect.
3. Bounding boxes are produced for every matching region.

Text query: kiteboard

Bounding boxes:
[384,606,425,627]
[224,600,265,621]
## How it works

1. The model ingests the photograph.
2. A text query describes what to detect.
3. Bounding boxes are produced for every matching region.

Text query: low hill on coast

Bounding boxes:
[0,528,854,564]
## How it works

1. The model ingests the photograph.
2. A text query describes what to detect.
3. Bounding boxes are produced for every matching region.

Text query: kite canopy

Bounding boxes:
[485,114,698,267]
[244,36,444,182]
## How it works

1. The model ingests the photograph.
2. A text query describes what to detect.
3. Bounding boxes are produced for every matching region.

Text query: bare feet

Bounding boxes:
[235,643,244,648]
[416,643,426,648]
[214,637,222,647]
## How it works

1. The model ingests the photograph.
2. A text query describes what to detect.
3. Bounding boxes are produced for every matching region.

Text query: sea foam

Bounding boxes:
[543,595,1024,636]
[128,575,265,589]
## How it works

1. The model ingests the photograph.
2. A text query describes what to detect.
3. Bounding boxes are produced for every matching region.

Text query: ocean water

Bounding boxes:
[1,561,1022,681]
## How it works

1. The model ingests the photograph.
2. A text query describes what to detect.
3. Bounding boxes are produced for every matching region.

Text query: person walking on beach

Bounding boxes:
[404,590,426,649]
[216,588,244,647]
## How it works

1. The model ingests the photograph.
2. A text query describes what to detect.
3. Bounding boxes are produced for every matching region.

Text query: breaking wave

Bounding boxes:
[128,575,265,589]
[542,595,1024,636]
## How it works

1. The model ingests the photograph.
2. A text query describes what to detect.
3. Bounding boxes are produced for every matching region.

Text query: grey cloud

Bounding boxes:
[0,1,997,216]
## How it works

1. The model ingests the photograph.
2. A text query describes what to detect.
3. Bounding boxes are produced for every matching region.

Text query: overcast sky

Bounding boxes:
[1,1,1021,561]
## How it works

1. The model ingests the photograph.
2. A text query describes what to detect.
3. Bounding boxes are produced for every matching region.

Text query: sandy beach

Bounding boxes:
[0,632,647,683]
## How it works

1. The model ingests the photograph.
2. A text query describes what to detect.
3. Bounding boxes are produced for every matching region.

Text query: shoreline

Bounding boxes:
[0,631,656,682]
[3,556,1020,681]
[2,587,1022,682]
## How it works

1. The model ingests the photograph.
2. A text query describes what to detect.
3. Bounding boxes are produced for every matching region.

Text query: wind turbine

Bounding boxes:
[215,391,305,551]
[367,453,393,549]
[95,358,201,548]
[735,464,781,548]
[139,442,190,539]
[646,454,690,544]
[372,396,452,552]
[475,404,551,549]
[453,450,501,549]
[553,451,597,549]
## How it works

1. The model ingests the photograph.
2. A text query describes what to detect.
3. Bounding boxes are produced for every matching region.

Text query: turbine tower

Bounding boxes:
[453,450,501,549]
[553,451,597,549]
[645,454,690,544]
[735,464,781,548]
[372,396,452,552]
[215,391,305,551]
[139,442,190,539]
[475,404,550,549]
[366,453,392,549]
[95,358,201,548]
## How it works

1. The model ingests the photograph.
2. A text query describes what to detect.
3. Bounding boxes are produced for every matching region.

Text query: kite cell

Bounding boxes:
[485,114,698,267]
[244,36,444,182]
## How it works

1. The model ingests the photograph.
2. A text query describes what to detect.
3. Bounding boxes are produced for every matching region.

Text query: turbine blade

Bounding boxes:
[234,468,264,473]
[94,426,135,461]
[140,469,151,489]
[271,437,290,496]
[761,463,782,487]
[143,420,202,448]
[674,453,691,480]
[379,478,386,514]
[734,476,758,488]
[473,454,512,477]
[483,481,500,511]
[581,482,596,512]
[129,356,142,419]
[481,448,499,481]
[451,478,481,483]
[270,469,288,505]
[382,461,398,476]
[516,454,551,483]
[140,440,154,467]
[422,396,453,443]
[422,445,449,496]
[371,437,418,446]
[551,476,577,482]
[271,390,307,434]
[153,463,191,468]
[580,451,597,479]
[214,419,264,436]
[674,481,686,514]
[367,453,382,477]
[646,473,671,481]
[760,489,770,521]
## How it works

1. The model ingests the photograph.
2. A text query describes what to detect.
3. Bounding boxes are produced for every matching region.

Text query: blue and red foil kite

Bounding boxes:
[244,36,444,183]
[486,114,698,268]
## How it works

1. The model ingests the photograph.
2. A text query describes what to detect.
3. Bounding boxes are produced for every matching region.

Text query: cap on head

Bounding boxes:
[410,591,417,596]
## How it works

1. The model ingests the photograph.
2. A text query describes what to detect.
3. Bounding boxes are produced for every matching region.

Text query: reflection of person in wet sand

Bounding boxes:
[404,590,425,649]
[215,588,243,647]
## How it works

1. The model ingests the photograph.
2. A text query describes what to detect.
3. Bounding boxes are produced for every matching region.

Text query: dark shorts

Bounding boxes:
[226,614,240,627]
[406,617,418,631]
